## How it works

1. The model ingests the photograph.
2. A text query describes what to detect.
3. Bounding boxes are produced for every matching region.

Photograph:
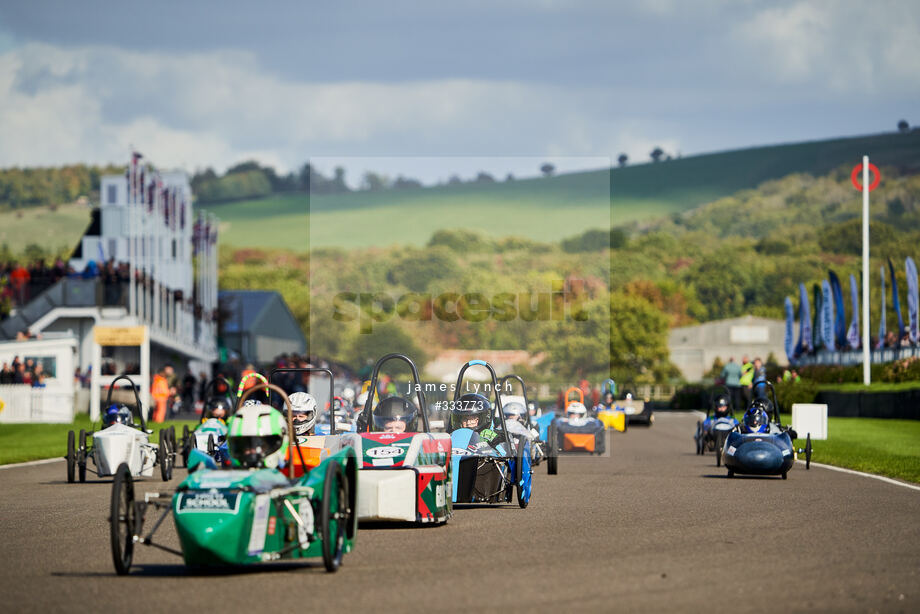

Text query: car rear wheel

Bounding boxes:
[320,461,348,572]
[66,430,76,483]
[78,430,88,482]
[110,463,135,575]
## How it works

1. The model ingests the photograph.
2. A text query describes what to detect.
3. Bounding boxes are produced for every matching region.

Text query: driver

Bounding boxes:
[502,400,535,441]
[102,404,133,428]
[226,403,288,469]
[596,391,616,411]
[287,391,317,441]
[712,394,731,419]
[450,393,492,432]
[372,397,418,433]
[203,396,232,423]
[566,402,588,421]
[742,402,770,434]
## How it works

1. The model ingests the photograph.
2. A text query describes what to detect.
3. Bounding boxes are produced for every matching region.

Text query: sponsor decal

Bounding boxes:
[267,516,276,536]
[247,494,271,555]
[782,448,791,456]
[726,446,737,456]
[453,447,472,457]
[366,446,405,459]
[436,484,446,508]
[480,428,497,442]
[177,489,240,513]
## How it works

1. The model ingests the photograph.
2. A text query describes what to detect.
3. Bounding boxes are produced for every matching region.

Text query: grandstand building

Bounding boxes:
[0,152,218,422]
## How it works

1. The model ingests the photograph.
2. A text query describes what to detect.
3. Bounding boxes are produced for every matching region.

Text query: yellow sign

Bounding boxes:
[0,398,5,414]
[94,326,147,346]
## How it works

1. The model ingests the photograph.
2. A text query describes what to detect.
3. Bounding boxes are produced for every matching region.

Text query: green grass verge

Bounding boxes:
[816,381,920,393]
[783,414,920,484]
[0,415,199,465]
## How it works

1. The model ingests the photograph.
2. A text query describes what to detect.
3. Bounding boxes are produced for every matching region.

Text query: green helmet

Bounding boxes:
[227,404,289,469]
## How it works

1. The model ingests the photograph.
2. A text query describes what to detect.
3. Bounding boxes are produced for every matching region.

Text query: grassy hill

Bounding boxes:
[3,130,918,254]
[202,130,920,249]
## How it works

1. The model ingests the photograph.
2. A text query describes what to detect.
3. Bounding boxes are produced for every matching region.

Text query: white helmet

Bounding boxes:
[287,391,317,437]
[342,387,355,402]
[566,402,588,418]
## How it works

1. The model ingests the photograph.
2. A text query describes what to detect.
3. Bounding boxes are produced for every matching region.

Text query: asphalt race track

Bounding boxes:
[2,412,918,613]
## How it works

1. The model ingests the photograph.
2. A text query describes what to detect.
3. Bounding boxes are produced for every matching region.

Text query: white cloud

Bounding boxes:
[0,42,634,174]
[733,0,920,93]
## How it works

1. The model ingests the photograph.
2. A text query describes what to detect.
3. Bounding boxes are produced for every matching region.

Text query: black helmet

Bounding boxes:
[742,406,769,434]
[102,404,133,427]
[450,393,492,432]
[713,394,731,417]
[205,396,233,421]
[372,397,419,433]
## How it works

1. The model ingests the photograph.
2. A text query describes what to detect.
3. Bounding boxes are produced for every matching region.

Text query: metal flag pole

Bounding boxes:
[862,155,870,385]
[129,155,136,318]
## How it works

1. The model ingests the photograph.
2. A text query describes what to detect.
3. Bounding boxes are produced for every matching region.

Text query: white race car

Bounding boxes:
[66,375,174,483]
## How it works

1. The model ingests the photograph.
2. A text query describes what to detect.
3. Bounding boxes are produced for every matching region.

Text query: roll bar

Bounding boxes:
[498,374,534,429]
[453,360,516,457]
[237,382,303,480]
[105,374,146,432]
[358,353,429,433]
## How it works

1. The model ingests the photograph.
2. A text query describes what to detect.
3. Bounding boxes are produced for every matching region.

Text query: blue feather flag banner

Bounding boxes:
[889,258,905,339]
[829,270,846,348]
[878,266,886,348]
[907,257,919,344]
[821,279,835,350]
[812,284,822,350]
[799,283,812,354]
[847,274,860,349]
[784,297,795,362]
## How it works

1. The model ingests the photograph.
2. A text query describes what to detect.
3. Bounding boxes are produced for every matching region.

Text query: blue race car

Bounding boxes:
[695,387,739,465]
[721,381,812,479]
[449,360,532,508]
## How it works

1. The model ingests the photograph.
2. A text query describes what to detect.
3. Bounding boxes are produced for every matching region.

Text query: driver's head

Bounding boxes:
[287,392,317,437]
[566,402,587,420]
[227,404,288,469]
[450,393,491,432]
[372,397,418,433]
[603,392,614,405]
[742,403,769,434]
[713,394,730,417]
[502,401,527,424]
[205,397,232,421]
[103,404,132,427]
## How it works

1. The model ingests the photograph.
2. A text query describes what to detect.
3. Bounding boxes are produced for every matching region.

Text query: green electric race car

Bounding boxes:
[108,382,358,575]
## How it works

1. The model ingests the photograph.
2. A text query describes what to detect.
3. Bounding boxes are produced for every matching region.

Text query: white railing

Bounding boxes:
[0,385,75,423]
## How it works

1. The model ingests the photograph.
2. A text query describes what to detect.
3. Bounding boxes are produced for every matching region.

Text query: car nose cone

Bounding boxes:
[737,441,784,472]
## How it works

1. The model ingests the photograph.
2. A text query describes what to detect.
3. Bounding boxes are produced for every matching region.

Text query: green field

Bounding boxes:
[200,130,920,249]
[0,202,90,255]
[0,415,198,465]
[785,416,920,484]
[3,131,918,253]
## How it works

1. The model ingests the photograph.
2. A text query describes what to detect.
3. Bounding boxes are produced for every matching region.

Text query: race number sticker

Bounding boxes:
[247,494,271,556]
[366,446,405,459]
[296,498,315,548]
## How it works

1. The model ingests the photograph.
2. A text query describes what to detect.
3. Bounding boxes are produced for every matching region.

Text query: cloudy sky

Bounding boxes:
[0,0,917,183]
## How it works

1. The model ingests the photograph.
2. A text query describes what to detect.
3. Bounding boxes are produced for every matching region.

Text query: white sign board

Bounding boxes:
[791,403,828,440]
